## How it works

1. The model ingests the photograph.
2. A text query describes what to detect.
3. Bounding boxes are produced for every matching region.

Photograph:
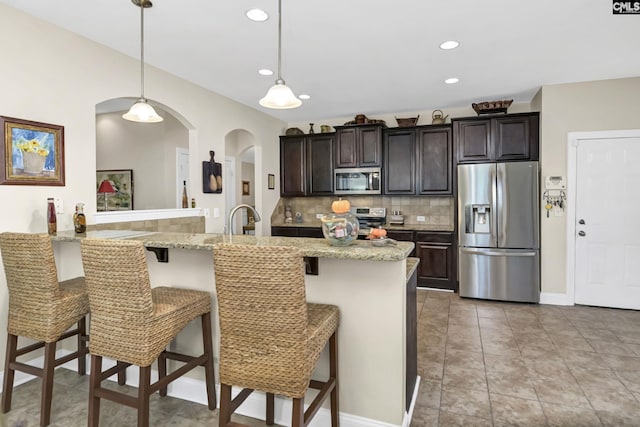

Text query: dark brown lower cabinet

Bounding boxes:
[415,232,456,291]
[271,226,323,238]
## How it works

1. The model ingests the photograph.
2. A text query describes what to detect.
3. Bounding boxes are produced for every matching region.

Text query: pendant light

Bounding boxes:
[123,0,163,123]
[259,0,301,109]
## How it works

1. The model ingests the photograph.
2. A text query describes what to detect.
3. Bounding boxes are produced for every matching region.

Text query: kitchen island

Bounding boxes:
[51,231,417,427]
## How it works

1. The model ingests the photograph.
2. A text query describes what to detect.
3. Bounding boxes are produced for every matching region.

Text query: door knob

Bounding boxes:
[578,219,585,225]
[578,230,586,237]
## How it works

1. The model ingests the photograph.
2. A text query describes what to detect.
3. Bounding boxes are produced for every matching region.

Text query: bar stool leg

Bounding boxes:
[219,384,232,427]
[201,312,217,410]
[291,398,304,427]
[330,332,339,426]
[40,342,56,427]
[266,393,275,425]
[88,355,102,427]
[138,366,151,427]
[77,318,87,376]
[158,352,168,397]
[1,334,17,413]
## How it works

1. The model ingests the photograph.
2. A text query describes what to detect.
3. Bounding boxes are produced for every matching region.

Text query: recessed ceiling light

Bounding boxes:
[440,40,459,50]
[445,77,459,84]
[258,68,274,76]
[298,94,311,100]
[246,8,269,22]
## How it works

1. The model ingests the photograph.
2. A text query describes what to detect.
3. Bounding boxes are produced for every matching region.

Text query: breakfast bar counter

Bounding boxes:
[51,231,417,427]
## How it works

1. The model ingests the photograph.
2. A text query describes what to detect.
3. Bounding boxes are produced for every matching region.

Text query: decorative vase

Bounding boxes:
[321,211,359,246]
[23,151,46,174]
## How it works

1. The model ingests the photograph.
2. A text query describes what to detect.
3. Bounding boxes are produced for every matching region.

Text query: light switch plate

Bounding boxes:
[54,197,63,214]
[417,215,426,222]
[204,208,211,218]
[213,207,219,218]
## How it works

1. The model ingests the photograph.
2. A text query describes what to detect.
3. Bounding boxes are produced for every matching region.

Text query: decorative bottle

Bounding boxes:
[46,198,57,235]
[182,181,189,208]
[73,203,86,234]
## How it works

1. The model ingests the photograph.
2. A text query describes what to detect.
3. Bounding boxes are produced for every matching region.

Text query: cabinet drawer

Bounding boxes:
[415,232,453,244]
[271,226,299,237]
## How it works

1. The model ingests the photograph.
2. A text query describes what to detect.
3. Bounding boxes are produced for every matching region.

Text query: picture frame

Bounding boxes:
[96,169,134,211]
[268,173,275,190]
[242,180,250,196]
[0,116,65,186]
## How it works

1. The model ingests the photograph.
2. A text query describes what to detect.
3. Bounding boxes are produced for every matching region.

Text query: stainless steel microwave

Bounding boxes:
[334,168,381,195]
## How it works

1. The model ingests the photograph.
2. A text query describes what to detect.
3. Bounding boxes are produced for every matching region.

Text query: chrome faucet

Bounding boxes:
[227,204,261,238]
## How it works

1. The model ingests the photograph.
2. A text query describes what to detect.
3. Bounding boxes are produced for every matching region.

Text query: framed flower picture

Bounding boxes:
[0,116,65,186]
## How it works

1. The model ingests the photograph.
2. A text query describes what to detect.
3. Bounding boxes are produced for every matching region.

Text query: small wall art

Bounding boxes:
[202,150,222,193]
[96,169,133,211]
[268,173,275,190]
[0,116,65,186]
[242,180,250,196]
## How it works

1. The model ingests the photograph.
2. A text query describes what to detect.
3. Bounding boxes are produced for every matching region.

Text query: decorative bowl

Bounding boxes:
[395,115,419,127]
[472,100,513,115]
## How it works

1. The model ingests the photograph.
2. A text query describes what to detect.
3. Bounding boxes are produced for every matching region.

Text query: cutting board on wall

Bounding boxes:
[202,150,222,193]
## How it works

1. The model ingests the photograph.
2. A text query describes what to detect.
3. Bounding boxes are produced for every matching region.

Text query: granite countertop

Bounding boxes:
[406,257,420,282]
[272,221,454,232]
[52,230,414,262]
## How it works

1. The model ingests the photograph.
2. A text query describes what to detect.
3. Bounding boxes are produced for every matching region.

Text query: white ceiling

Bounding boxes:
[2,0,639,123]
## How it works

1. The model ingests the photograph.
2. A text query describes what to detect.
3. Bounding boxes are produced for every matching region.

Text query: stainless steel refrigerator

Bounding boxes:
[457,162,540,302]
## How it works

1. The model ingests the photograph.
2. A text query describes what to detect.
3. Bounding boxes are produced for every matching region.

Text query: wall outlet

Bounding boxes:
[54,197,63,214]
[416,215,426,222]
[316,213,324,219]
[204,208,211,218]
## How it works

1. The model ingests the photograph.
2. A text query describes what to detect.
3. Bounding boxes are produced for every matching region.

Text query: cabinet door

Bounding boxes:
[415,232,456,290]
[307,134,335,195]
[280,137,306,196]
[417,127,452,195]
[454,120,491,163]
[335,128,358,167]
[387,230,415,256]
[358,126,382,167]
[384,129,415,194]
[493,114,539,161]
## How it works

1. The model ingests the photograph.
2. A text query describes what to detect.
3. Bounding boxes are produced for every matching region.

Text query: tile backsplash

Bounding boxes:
[271,196,454,227]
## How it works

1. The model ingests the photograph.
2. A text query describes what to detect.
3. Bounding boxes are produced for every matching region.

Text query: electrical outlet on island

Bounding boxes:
[316,213,324,219]
[417,215,426,222]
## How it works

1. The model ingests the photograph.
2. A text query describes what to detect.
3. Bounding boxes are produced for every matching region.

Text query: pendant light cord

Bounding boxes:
[140,2,145,99]
[277,0,282,82]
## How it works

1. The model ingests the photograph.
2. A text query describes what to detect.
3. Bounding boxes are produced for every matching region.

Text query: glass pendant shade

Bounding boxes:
[259,79,302,109]
[122,98,163,123]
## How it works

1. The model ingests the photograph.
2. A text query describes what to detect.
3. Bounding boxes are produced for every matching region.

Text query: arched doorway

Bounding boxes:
[224,129,258,235]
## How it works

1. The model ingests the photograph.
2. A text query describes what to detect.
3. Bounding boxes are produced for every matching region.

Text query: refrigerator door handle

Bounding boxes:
[460,248,537,257]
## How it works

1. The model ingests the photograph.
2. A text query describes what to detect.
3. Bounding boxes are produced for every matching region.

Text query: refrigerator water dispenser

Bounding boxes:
[466,204,491,234]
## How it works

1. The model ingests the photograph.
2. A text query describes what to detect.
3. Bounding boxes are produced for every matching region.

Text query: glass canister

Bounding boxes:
[321,212,359,246]
[321,198,359,246]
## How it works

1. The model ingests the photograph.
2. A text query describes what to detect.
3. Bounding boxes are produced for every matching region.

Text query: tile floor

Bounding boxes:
[2,289,640,426]
[411,290,640,426]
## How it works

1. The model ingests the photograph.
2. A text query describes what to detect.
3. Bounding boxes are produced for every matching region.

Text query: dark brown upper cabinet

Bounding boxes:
[280,133,335,196]
[453,112,539,163]
[417,127,452,195]
[384,128,416,195]
[334,124,383,168]
[383,125,453,196]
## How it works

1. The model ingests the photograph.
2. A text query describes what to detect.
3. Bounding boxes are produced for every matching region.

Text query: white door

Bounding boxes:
[224,157,236,234]
[574,137,640,309]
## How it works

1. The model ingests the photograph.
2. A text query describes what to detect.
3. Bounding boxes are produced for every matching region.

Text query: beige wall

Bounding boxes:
[0,4,284,368]
[539,77,640,295]
[97,111,189,210]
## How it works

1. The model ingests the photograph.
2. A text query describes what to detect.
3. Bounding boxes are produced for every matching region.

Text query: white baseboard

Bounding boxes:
[539,292,573,306]
[402,376,421,427]
[1,351,407,427]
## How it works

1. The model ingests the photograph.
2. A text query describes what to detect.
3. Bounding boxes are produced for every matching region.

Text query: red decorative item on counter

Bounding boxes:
[47,197,57,235]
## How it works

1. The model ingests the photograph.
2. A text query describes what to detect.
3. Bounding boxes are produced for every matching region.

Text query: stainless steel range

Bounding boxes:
[350,207,386,232]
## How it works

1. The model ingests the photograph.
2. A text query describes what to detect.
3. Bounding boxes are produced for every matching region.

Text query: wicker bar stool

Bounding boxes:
[80,239,216,427]
[0,232,89,427]
[213,244,339,427]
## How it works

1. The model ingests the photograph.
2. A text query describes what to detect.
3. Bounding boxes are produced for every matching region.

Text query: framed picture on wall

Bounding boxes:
[0,116,65,186]
[96,169,133,211]
[242,180,250,196]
